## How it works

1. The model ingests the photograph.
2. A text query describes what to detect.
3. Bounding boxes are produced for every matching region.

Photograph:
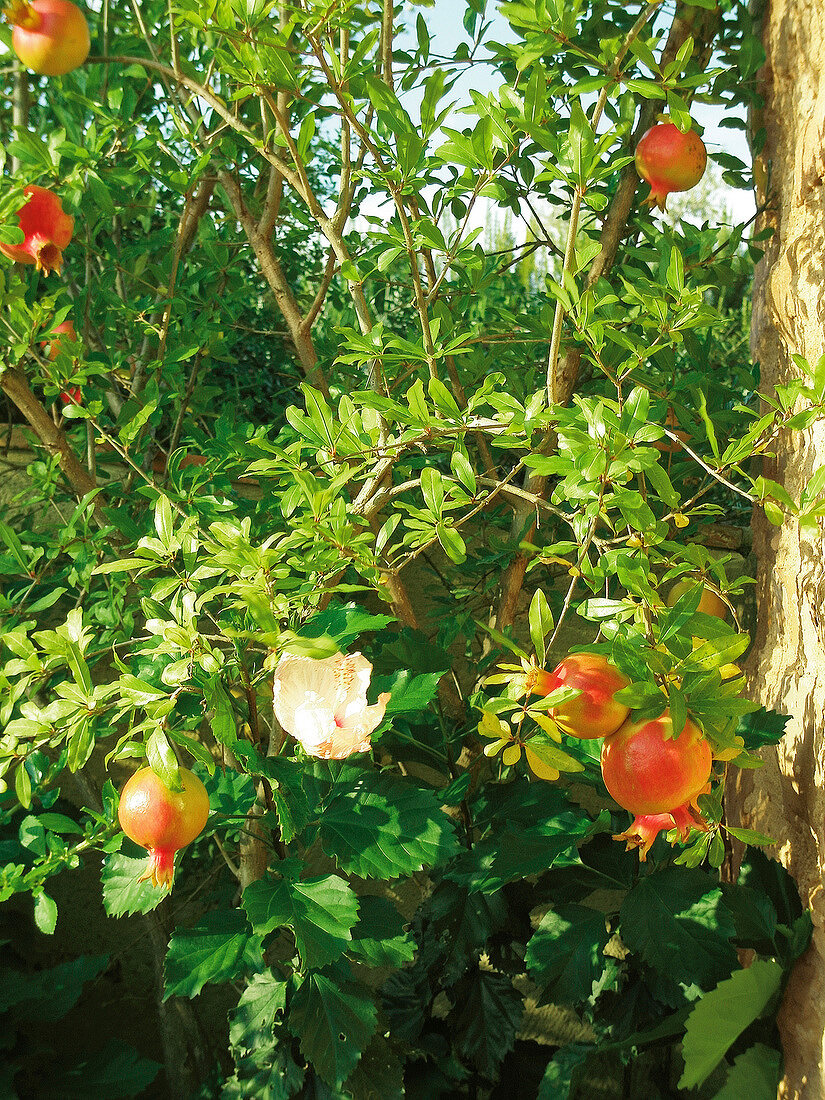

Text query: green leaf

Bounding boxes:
[348,895,415,967]
[447,969,523,1078]
[288,969,378,1087]
[446,808,603,893]
[720,881,777,951]
[33,890,58,935]
[711,1043,782,1099]
[146,728,181,789]
[343,1034,404,1100]
[164,909,260,1000]
[0,954,108,1019]
[678,960,783,1088]
[229,970,288,1052]
[528,588,553,666]
[619,866,738,990]
[46,1041,161,1098]
[101,853,168,917]
[317,769,458,878]
[426,880,509,983]
[207,680,239,747]
[243,865,359,970]
[297,601,395,647]
[15,761,32,809]
[526,904,610,1003]
[538,1045,591,1099]
[372,669,444,715]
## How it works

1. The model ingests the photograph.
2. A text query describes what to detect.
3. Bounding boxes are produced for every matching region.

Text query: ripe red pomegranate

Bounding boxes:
[601,711,712,859]
[5,0,90,76]
[634,122,707,211]
[0,185,74,274]
[533,653,630,739]
[118,766,210,888]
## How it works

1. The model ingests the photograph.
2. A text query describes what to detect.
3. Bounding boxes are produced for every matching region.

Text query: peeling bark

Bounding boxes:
[726,2,825,1095]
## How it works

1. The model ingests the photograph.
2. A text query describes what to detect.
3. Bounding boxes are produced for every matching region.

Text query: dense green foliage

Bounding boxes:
[2,0,825,1096]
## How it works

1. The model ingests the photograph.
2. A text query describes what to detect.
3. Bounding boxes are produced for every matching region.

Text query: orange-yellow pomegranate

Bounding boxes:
[667,580,727,620]
[601,711,712,859]
[5,0,90,76]
[635,122,707,211]
[118,766,210,888]
[534,653,630,739]
[0,185,74,274]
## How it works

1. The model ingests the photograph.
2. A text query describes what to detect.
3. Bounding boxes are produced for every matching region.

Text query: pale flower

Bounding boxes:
[271,651,390,759]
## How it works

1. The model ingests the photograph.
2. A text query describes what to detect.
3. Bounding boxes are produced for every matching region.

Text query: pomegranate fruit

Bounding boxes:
[42,318,76,359]
[634,122,707,211]
[666,580,727,619]
[118,766,210,888]
[601,711,712,859]
[0,185,74,274]
[534,653,630,739]
[5,0,90,76]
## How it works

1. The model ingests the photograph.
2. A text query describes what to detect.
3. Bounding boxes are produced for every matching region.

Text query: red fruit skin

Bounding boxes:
[59,385,82,405]
[634,122,707,211]
[600,711,712,816]
[0,185,74,274]
[8,0,90,76]
[42,318,76,358]
[118,766,210,889]
[534,653,630,739]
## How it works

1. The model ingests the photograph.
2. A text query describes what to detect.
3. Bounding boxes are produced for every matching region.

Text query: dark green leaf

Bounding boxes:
[343,1034,404,1100]
[348,895,415,967]
[620,866,737,990]
[526,904,610,1003]
[288,969,378,1087]
[45,1041,161,1098]
[447,969,523,1078]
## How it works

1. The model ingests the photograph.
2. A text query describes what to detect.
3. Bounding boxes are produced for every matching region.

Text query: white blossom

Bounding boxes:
[272,651,390,759]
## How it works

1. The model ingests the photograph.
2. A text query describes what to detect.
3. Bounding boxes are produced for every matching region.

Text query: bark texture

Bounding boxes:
[727,2,825,1095]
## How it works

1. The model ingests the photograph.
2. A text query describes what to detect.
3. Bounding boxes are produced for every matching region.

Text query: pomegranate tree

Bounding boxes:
[118,766,210,888]
[634,121,707,211]
[534,653,630,739]
[0,185,74,274]
[4,0,90,76]
[601,710,713,859]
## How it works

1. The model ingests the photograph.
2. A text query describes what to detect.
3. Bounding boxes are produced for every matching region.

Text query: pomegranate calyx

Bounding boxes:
[4,0,40,29]
[139,847,177,890]
[32,236,63,274]
[644,184,671,212]
[614,800,708,862]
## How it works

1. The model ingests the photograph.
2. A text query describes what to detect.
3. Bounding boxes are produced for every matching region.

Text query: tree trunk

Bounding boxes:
[727,2,825,1096]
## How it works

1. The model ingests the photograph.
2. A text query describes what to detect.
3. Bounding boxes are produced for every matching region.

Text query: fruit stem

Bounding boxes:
[4,0,40,30]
